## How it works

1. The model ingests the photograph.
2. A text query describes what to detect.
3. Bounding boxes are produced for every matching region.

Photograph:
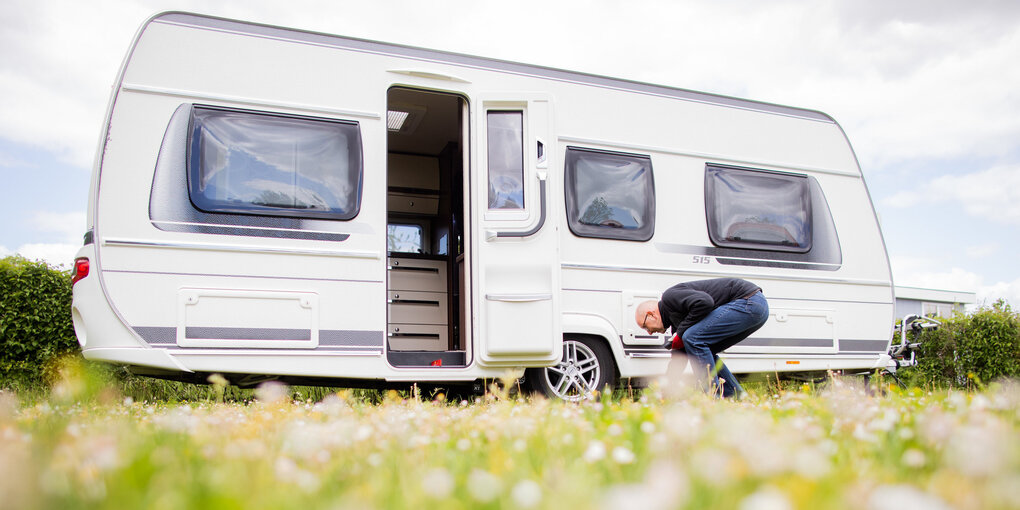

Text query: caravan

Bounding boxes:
[71,12,896,399]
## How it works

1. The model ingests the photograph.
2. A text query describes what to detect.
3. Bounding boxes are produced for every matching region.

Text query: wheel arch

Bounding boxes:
[561,312,623,381]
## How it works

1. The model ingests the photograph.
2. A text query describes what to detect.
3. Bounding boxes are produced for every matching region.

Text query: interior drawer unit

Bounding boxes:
[388,290,448,325]
[388,324,448,351]
[387,192,439,215]
[388,257,447,292]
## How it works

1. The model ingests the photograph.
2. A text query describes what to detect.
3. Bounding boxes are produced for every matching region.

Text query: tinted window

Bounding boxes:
[486,111,524,209]
[705,165,811,252]
[564,147,655,241]
[387,224,423,254]
[188,107,362,220]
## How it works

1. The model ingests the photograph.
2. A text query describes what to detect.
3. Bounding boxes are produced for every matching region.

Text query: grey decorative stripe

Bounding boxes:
[623,347,670,357]
[186,327,310,341]
[320,330,384,347]
[736,337,890,353]
[655,242,841,272]
[839,339,891,352]
[152,221,351,241]
[133,326,384,349]
[134,326,176,344]
[738,338,833,348]
[716,258,840,272]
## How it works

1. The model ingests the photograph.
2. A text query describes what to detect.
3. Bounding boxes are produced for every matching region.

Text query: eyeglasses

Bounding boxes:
[641,311,652,330]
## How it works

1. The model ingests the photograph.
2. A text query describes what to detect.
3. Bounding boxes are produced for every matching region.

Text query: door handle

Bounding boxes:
[485,293,552,302]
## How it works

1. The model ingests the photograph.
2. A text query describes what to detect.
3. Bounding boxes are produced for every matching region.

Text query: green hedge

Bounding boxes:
[911,300,1020,388]
[0,256,79,388]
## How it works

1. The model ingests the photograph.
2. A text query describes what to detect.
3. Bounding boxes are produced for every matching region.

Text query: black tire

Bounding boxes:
[526,335,616,401]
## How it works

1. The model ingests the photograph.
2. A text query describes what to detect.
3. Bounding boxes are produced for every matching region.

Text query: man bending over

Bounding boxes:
[636,278,769,398]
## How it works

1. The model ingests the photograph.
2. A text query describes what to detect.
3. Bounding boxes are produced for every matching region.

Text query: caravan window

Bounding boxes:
[705,165,812,252]
[486,111,525,209]
[188,107,363,220]
[564,147,655,241]
[387,224,424,254]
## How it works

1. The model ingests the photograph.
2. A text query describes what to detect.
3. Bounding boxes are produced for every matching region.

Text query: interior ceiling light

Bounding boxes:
[387,110,410,132]
[386,103,427,134]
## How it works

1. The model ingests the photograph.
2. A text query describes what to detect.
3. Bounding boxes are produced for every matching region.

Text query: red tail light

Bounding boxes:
[72,257,90,285]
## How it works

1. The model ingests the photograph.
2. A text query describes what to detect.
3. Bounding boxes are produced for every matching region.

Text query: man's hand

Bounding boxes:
[663,334,679,350]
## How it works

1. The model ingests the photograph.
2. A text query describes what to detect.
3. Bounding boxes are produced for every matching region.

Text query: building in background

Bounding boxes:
[894,286,976,318]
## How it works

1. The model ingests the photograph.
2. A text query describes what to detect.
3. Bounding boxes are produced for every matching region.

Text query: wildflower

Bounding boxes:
[511,479,542,508]
[256,381,290,404]
[602,484,662,510]
[739,486,791,510]
[901,449,926,468]
[274,456,320,492]
[867,484,953,510]
[467,469,502,502]
[612,446,636,464]
[644,460,688,507]
[608,423,623,436]
[852,423,878,443]
[583,441,606,462]
[640,421,655,434]
[690,449,731,486]
[792,445,831,479]
[602,464,688,510]
[421,468,454,499]
[945,424,1006,477]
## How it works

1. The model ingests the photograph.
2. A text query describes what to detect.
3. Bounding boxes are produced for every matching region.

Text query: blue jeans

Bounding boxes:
[681,291,768,398]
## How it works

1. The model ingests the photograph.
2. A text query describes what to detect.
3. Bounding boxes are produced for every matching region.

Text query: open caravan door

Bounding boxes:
[472,95,562,367]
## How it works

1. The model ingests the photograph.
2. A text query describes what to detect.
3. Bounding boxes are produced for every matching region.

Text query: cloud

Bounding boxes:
[881,164,1020,225]
[975,277,1020,309]
[891,254,1019,308]
[0,150,32,168]
[893,263,983,294]
[32,211,87,245]
[10,243,79,268]
[965,243,999,259]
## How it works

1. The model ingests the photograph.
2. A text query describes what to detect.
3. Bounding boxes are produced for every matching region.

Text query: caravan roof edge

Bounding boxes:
[148,11,836,124]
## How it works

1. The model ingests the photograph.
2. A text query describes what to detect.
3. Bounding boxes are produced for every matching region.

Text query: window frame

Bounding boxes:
[704,164,814,253]
[386,222,426,255]
[186,105,364,221]
[563,146,656,242]
[483,108,528,218]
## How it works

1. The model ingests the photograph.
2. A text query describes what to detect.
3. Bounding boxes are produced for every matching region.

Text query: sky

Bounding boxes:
[2,0,1019,308]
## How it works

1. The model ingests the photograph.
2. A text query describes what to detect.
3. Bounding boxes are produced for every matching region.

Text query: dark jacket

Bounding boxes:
[659,278,761,345]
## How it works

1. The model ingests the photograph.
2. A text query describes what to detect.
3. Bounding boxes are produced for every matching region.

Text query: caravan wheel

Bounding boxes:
[528,336,615,401]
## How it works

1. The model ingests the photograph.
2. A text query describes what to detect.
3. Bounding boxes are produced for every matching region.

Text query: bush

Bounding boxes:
[0,256,79,389]
[911,300,1020,388]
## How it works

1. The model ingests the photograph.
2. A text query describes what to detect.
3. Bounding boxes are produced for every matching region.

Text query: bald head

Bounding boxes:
[635,300,665,334]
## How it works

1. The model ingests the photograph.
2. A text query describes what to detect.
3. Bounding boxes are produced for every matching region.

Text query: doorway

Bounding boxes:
[385,88,468,367]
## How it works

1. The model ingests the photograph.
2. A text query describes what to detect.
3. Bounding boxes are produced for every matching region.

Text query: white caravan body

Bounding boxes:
[72,12,896,396]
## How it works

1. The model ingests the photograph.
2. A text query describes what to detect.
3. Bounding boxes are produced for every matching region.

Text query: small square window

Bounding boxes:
[387,224,423,254]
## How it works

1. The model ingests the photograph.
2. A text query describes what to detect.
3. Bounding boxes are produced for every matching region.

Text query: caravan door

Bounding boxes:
[472,95,562,366]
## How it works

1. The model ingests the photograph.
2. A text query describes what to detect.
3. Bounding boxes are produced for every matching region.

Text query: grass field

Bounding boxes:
[2,366,1019,510]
